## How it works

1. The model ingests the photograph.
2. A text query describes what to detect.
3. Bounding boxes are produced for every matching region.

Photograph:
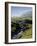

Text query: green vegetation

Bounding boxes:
[11,17,32,23]
[20,25,32,39]
[11,17,32,39]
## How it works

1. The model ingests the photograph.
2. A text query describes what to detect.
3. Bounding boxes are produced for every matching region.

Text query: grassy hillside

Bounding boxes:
[11,17,32,23]
[20,25,32,39]
[11,17,32,39]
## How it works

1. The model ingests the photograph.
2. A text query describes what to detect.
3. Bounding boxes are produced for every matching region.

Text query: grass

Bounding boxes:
[11,17,32,39]
[12,17,32,23]
[20,28,32,39]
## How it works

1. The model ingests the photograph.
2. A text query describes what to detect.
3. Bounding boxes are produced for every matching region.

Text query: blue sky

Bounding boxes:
[11,6,32,17]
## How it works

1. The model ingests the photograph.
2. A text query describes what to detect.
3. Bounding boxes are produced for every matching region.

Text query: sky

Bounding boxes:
[11,6,32,17]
